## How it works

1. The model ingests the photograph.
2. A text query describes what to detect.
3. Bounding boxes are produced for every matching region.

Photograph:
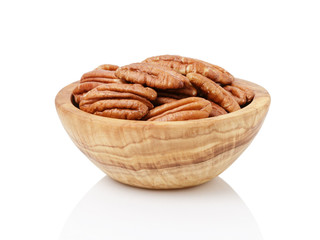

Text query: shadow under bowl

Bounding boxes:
[55,79,270,189]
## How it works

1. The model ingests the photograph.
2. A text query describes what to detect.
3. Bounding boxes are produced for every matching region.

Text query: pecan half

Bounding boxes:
[156,91,188,100]
[72,82,101,104]
[209,101,227,117]
[73,68,125,104]
[91,83,157,101]
[79,83,157,120]
[80,69,123,83]
[80,83,156,109]
[164,84,197,97]
[95,64,119,71]
[186,73,240,112]
[80,99,148,120]
[144,55,233,85]
[153,97,177,106]
[145,97,212,121]
[78,83,156,120]
[231,81,255,103]
[224,85,247,106]
[115,63,189,90]
[224,81,255,107]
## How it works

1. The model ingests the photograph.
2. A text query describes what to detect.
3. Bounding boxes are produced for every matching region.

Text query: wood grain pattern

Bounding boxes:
[55,79,271,189]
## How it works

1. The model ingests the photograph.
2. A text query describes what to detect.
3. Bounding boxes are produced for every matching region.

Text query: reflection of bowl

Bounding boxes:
[60,177,263,240]
[55,79,270,189]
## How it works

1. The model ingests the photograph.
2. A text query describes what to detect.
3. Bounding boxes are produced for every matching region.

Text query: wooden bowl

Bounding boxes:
[55,79,270,189]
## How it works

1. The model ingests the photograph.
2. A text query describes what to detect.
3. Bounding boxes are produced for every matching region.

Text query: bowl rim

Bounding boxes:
[55,78,271,127]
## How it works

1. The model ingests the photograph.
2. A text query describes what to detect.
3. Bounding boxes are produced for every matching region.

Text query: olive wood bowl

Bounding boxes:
[55,79,270,189]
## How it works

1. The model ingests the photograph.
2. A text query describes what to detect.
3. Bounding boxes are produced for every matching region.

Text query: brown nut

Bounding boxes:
[78,83,156,120]
[73,68,125,104]
[115,63,189,90]
[164,84,197,97]
[80,99,149,120]
[73,76,124,96]
[224,81,255,106]
[92,83,157,101]
[156,91,188,100]
[145,97,212,121]
[153,97,177,106]
[186,73,240,112]
[209,101,227,117]
[80,83,156,109]
[72,82,101,103]
[144,55,233,85]
[224,85,247,106]
[95,64,119,71]
[80,69,123,83]
[231,81,255,103]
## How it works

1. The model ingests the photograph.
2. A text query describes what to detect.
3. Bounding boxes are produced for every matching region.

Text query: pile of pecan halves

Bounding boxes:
[72,55,254,121]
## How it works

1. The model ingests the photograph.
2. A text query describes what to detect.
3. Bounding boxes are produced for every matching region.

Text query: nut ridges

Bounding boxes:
[115,63,188,89]
[72,64,124,104]
[78,83,157,120]
[144,55,234,85]
[145,97,212,121]
[186,73,240,112]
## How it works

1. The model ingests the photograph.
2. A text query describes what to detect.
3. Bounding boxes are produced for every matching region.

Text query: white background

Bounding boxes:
[1,0,319,239]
